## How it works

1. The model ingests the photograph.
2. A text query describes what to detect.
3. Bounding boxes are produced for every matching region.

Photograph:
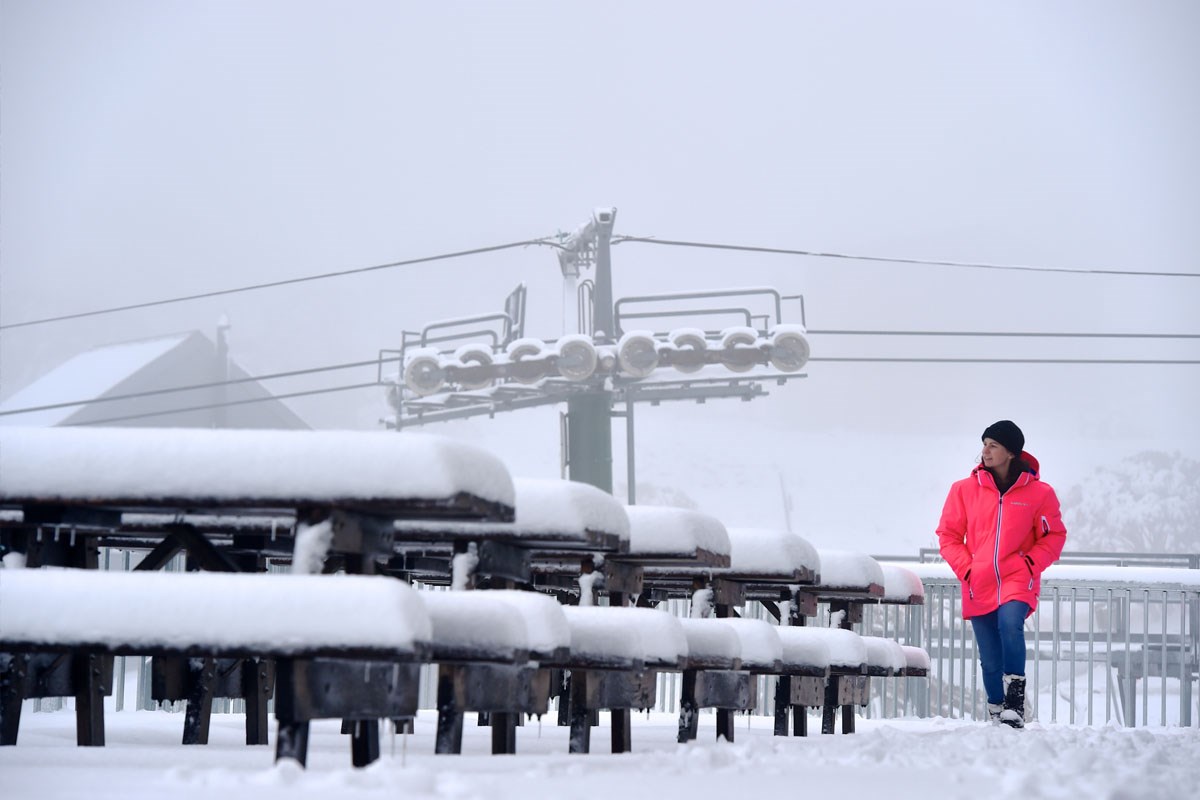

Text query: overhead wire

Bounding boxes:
[0,356,399,418]
[0,237,559,331]
[612,236,1200,279]
[5,232,1197,333]
[63,382,381,427]
[1,330,1196,421]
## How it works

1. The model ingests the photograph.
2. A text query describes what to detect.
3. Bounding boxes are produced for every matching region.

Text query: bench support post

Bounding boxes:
[611,708,632,753]
[0,653,30,746]
[435,667,464,755]
[182,658,215,745]
[490,712,517,755]
[773,676,790,736]
[74,653,109,747]
[676,670,699,743]
[794,704,808,736]
[567,670,591,754]
[350,720,380,767]
[275,721,310,766]
[243,658,273,746]
[821,679,839,735]
[715,708,735,742]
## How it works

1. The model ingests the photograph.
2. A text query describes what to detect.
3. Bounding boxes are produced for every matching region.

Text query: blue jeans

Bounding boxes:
[970,600,1031,704]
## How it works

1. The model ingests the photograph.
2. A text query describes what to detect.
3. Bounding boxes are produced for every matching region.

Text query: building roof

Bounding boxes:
[0,331,308,429]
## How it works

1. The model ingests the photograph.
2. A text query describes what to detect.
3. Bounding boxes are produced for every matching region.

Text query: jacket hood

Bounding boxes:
[971,450,1041,480]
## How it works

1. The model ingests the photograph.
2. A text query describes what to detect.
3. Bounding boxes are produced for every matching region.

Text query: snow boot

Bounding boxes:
[1000,674,1025,728]
[987,703,1003,724]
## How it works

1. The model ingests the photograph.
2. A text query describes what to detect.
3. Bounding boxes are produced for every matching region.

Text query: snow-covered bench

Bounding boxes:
[0,568,432,767]
[554,606,688,754]
[900,644,930,678]
[0,426,514,758]
[583,506,734,750]
[393,477,629,591]
[773,625,834,735]
[418,589,571,755]
[675,617,786,743]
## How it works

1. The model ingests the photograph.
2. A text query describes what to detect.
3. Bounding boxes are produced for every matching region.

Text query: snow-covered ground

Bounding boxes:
[5,708,1198,800]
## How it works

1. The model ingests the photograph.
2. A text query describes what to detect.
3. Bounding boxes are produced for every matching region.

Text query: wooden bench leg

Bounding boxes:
[350,720,380,767]
[773,676,790,736]
[677,670,699,743]
[0,653,30,746]
[74,653,109,747]
[182,658,215,745]
[716,709,735,743]
[434,667,464,755]
[611,708,632,753]
[568,670,591,754]
[243,658,273,746]
[821,678,839,735]
[555,670,570,727]
[841,704,855,734]
[794,705,808,736]
[491,712,517,755]
[275,721,310,766]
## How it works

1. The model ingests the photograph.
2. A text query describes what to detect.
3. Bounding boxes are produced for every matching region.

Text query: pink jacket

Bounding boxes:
[936,452,1067,619]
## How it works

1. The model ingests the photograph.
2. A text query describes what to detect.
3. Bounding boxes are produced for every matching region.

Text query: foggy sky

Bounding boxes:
[2,1,1197,553]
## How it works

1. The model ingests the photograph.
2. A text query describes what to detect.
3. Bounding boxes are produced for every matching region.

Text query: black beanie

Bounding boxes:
[982,420,1024,455]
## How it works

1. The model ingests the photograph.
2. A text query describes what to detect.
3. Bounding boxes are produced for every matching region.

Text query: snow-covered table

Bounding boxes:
[0,427,515,569]
[554,606,689,755]
[391,478,629,590]
[0,568,433,767]
[0,426,515,765]
[417,588,572,755]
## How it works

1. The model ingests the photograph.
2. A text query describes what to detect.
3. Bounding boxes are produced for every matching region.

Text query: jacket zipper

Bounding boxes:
[993,495,1004,607]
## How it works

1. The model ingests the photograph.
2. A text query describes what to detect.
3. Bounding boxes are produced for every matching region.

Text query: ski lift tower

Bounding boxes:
[379,208,811,501]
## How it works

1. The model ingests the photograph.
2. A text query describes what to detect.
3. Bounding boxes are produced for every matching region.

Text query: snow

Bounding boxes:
[620,607,690,668]
[513,478,630,543]
[0,333,191,426]
[879,564,926,603]
[451,545,479,590]
[861,636,908,674]
[391,477,629,546]
[560,606,645,667]
[417,590,528,662]
[466,589,572,660]
[725,527,820,578]
[4,710,1199,800]
[577,571,600,605]
[796,627,867,670]
[677,619,741,669]
[901,645,931,672]
[624,505,730,558]
[718,618,784,672]
[774,627,833,671]
[560,606,688,669]
[815,549,884,590]
[0,568,431,654]
[689,587,714,618]
[290,519,332,575]
[0,427,514,509]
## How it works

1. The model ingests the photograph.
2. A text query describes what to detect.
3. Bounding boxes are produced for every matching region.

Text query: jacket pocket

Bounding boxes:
[963,569,974,600]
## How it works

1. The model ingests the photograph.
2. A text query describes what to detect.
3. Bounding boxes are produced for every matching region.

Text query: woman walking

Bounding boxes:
[937,420,1067,727]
